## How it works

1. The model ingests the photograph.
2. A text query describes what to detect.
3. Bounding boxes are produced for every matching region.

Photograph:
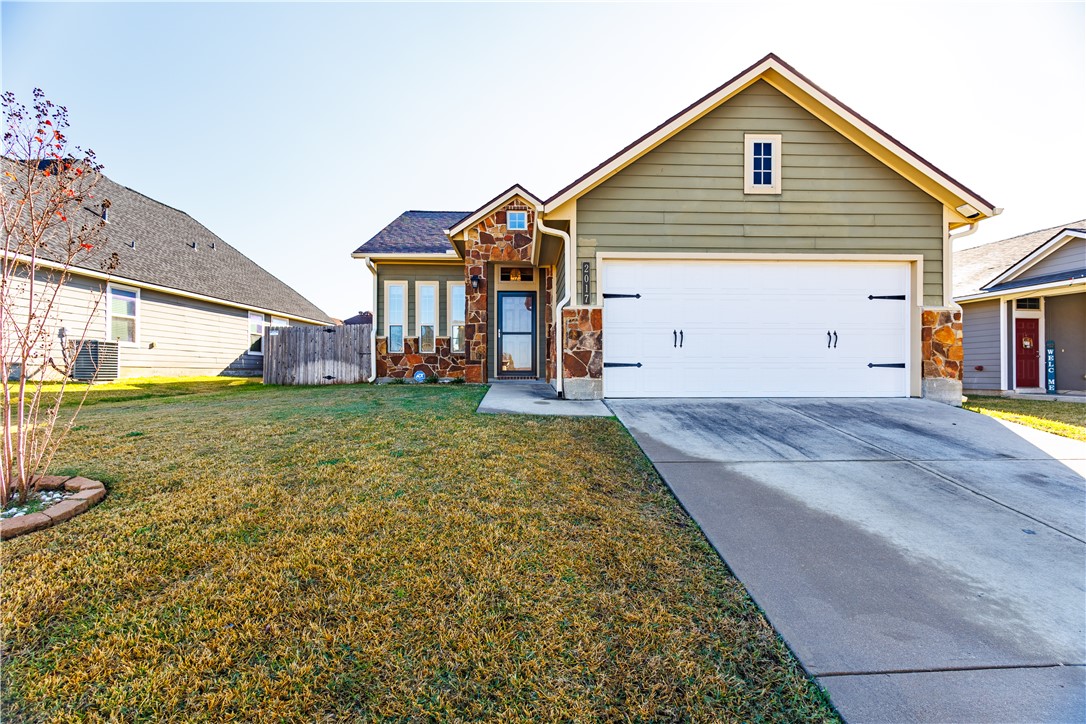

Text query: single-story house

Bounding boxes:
[955,221,1085,394]
[4,162,333,379]
[353,53,999,403]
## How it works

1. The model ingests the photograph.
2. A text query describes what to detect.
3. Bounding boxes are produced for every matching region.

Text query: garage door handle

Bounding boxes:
[827,331,832,348]
[673,330,677,348]
[679,330,684,348]
[833,331,838,348]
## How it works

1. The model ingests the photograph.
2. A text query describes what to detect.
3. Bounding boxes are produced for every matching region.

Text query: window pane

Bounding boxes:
[111,317,135,343]
[764,157,772,171]
[452,324,465,353]
[451,284,465,324]
[419,285,435,326]
[501,294,533,333]
[420,324,435,352]
[249,333,262,354]
[500,335,533,372]
[389,324,404,353]
[111,297,135,316]
[387,285,404,325]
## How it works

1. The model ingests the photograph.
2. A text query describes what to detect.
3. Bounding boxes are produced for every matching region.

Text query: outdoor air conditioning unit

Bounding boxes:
[70,340,120,382]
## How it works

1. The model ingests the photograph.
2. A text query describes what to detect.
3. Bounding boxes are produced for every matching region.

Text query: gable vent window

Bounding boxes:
[744,133,782,194]
[507,210,528,231]
[1016,298,1041,310]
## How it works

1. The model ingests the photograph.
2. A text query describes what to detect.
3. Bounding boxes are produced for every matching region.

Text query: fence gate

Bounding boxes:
[263,324,372,385]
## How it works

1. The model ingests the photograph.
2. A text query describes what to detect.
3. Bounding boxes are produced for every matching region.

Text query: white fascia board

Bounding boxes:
[447,185,544,239]
[544,57,996,218]
[12,254,331,326]
[956,276,1086,303]
[986,230,1086,288]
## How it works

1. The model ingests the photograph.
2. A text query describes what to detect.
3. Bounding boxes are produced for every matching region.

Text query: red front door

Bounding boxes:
[1015,318,1040,388]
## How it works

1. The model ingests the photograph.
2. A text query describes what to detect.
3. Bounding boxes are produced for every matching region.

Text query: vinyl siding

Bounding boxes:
[1015,238,1086,281]
[375,262,464,336]
[8,271,308,377]
[555,243,567,303]
[577,80,945,305]
[1046,292,1086,392]
[961,299,1002,390]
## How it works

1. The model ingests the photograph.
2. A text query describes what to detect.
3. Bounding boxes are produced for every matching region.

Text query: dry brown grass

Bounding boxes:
[1,380,836,722]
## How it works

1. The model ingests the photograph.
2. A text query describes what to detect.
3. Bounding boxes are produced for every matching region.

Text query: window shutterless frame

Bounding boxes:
[744,133,782,194]
[248,311,266,355]
[106,283,140,345]
[448,281,466,353]
[507,210,528,231]
[384,280,407,353]
[415,281,438,353]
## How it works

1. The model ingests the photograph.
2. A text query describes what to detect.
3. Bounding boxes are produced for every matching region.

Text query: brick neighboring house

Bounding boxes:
[353,54,999,403]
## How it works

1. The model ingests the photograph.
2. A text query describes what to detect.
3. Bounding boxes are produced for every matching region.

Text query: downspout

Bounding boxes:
[535,215,572,397]
[364,257,378,382]
[949,222,979,243]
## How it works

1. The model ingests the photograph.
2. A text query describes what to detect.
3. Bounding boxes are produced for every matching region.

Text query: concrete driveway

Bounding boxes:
[608,398,1086,724]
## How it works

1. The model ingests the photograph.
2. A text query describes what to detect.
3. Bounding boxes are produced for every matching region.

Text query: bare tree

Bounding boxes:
[1,89,115,507]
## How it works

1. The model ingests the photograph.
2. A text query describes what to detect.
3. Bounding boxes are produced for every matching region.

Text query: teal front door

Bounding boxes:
[497,291,536,376]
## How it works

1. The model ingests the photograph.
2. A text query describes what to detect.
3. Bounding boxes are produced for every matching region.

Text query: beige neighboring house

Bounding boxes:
[4,161,333,380]
[955,221,1085,395]
[353,53,1000,404]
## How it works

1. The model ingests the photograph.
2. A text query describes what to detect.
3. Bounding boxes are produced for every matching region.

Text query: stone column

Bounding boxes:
[921,306,964,406]
[562,307,603,400]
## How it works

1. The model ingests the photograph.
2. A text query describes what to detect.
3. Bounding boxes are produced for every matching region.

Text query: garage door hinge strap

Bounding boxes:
[868,294,906,300]
[604,362,643,368]
[867,363,906,368]
[602,293,641,299]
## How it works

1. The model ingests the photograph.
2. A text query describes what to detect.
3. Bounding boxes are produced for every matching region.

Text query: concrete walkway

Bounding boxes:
[610,398,1086,724]
[476,381,611,416]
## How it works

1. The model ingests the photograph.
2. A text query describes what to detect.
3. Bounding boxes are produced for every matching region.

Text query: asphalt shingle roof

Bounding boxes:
[4,160,332,323]
[353,211,467,255]
[953,219,1086,298]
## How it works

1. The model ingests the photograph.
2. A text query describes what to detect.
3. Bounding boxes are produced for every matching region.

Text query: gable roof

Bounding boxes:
[4,160,333,323]
[352,210,466,256]
[953,219,1086,298]
[544,53,998,226]
[446,184,542,239]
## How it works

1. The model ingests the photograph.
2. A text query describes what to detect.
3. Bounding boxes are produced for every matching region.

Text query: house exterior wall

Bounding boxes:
[1021,238,1086,280]
[374,262,464,336]
[8,270,301,378]
[575,80,945,306]
[1046,292,1086,392]
[961,299,1002,391]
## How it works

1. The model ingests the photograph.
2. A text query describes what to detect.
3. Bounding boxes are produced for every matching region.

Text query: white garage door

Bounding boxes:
[601,259,911,398]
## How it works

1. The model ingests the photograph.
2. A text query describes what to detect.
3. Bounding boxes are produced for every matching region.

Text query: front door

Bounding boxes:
[497,291,536,377]
[1015,318,1040,388]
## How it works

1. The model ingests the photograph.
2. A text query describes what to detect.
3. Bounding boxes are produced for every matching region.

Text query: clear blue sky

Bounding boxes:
[3,2,1083,318]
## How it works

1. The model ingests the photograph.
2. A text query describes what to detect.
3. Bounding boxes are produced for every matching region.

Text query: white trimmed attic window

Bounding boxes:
[744,134,782,194]
[507,210,528,231]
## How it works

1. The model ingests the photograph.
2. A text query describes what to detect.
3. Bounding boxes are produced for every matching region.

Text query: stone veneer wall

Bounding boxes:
[376,337,466,379]
[921,307,964,406]
[562,307,603,400]
[462,201,536,383]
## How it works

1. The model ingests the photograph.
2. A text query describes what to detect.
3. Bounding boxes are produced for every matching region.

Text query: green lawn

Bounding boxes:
[964,396,1086,442]
[1,379,836,722]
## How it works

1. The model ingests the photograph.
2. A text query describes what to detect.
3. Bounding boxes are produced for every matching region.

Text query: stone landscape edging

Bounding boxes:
[0,476,106,540]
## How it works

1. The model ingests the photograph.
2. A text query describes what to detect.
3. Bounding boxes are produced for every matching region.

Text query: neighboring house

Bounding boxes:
[353,54,999,402]
[955,221,1085,394]
[5,162,333,379]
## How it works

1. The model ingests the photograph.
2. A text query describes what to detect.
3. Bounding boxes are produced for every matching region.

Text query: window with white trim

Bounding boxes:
[448,282,466,353]
[248,312,266,355]
[507,210,528,231]
[744,133,782,194]
[107,284,139,344]
[385,281,407,353]
[416,281,438,353]
[271,316,289,327]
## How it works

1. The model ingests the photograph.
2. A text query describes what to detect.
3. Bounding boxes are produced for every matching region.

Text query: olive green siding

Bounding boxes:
[375,262,464,336]
[577,80,945,305]
[555,244,567,303]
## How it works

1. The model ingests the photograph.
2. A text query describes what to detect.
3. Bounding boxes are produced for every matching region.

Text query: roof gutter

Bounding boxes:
[949,222,980,243]
[364,257,378,382]
[535,214,571,397]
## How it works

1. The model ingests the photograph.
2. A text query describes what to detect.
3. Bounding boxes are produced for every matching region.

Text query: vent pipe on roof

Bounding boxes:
[101,199,111,223]
[190,241,198,251]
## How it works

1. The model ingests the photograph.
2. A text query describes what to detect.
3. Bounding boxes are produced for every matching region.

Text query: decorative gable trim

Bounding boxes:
[543,53,997,227]
[985,229,1086,289]
[445,184,543,239]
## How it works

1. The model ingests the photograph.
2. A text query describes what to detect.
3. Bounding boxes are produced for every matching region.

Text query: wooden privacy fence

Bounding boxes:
[263,323,372,385]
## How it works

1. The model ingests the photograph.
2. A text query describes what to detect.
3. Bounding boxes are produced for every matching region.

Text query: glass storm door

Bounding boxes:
[497,292,536,376]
